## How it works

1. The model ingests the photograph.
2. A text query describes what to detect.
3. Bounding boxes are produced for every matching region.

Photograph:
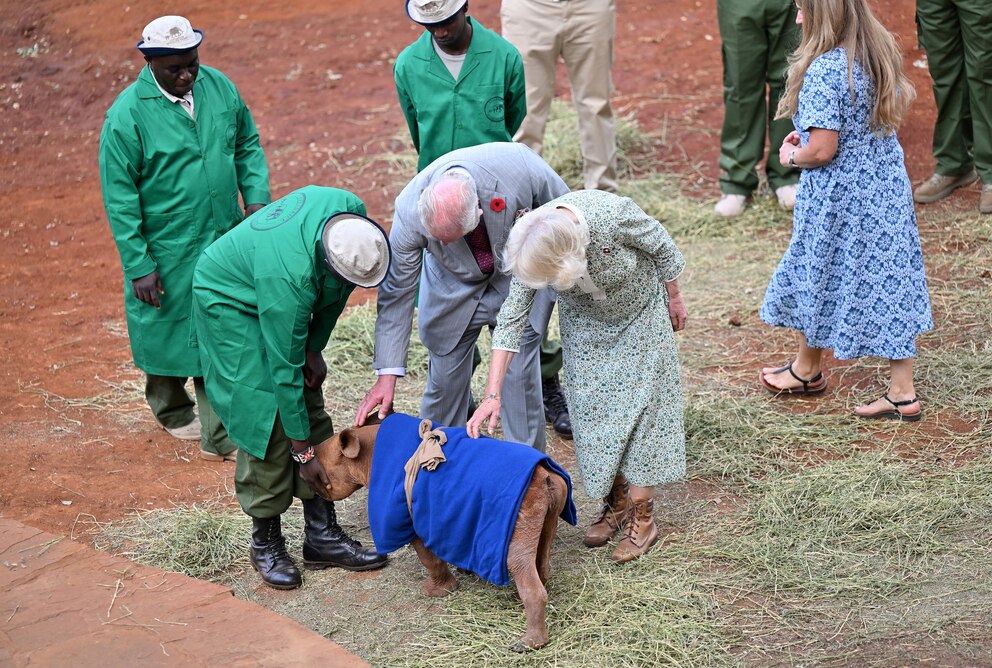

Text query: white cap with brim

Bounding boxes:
[406,0,467,25]
[137,16,203,56]
[321,213,391,288]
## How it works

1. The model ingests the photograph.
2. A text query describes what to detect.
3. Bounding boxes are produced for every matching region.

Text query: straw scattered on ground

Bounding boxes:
[92,107,992,666]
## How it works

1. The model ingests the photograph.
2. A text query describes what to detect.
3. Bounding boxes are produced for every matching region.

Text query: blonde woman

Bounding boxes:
[759,0,933,420]
[467,191,687,564]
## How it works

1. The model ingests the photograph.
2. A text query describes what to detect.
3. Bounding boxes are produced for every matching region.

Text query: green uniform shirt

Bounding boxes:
[192,186,362,458]
[395,18,527,172]
[99,65,270,376]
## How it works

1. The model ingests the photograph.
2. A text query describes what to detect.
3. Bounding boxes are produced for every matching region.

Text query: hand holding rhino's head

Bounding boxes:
[312,421,380,501]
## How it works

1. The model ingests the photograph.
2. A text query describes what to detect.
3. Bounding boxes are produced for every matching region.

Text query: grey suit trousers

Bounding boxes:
[420,284,552,453]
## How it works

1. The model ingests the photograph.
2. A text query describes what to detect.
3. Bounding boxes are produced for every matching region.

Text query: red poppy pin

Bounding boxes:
[490,197,506,212]
[602,247,612,255]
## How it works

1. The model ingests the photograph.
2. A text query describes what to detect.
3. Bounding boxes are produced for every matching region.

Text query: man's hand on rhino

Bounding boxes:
[466,397,501,439]
[355,374,397,426]
[298,455,332,496]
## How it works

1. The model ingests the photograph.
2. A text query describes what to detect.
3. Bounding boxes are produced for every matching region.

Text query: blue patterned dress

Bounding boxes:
[760,49,932,360]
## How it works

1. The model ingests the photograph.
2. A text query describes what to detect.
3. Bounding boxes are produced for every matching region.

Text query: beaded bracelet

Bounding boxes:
[290,445,316,465]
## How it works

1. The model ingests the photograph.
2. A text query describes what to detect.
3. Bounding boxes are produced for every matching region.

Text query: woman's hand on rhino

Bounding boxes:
[466,398,501,439]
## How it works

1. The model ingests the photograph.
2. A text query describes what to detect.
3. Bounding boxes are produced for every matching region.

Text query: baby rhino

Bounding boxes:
[314,412,576,652]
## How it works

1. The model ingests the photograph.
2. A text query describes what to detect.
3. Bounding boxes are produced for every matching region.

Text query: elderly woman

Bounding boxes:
[468,190,687,563]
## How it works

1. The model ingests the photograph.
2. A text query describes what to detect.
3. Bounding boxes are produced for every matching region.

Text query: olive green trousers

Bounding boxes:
[717,0,800,195]
[917,0,992,183]
[145,374,234,455]
[234,388,335,518]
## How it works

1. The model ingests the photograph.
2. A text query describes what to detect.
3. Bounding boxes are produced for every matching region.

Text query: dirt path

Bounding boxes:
[0,517,367,666]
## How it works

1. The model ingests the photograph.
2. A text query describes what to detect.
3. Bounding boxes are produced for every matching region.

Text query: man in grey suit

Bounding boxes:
[355,142,568,452]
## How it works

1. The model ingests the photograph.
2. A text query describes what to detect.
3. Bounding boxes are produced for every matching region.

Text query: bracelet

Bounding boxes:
[291,445,316,465]
[486,393,501,402]
[788,150,797,168]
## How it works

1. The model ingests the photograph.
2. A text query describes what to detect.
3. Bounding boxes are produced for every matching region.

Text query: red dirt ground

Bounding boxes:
[0,0,955,574]
[0,518,368,666]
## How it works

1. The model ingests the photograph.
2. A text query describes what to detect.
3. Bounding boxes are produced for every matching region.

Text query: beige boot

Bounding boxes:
[913,170,978,203]
[980,184,992,215]
[582,478,631,547]
[611,498,659,564]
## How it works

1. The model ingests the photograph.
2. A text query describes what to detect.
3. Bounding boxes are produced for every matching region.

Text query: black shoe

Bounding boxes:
[302,497,388,572]
[542,375,573,440]
[250,515,302,590]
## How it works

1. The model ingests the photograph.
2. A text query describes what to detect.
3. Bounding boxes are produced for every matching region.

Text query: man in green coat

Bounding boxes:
[99,16,270,460]
[914,0,992,214]
[193,186,391,589]
[395,0,527,172]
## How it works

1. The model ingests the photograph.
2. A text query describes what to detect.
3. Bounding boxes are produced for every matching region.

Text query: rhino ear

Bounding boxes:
[340,429,362,459]
[362,410,383,427]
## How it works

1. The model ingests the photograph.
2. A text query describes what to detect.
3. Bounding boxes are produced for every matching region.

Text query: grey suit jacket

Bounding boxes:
[374,142,569,369]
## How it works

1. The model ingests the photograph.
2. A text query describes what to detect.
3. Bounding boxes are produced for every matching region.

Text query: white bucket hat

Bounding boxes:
[321,213,391,288]
[405,0,467,25]
[137,16,203,55]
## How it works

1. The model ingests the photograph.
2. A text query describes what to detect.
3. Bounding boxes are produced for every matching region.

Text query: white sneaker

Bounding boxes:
[164,415,202,441]
[775,184,797,210]
[714,193,748,218]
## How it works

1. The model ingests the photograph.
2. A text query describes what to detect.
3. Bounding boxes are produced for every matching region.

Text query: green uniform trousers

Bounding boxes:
[717,0,799,195]
[539,334,563,379]
[917,0,992,183]
[234,387,334,518]
[145,375,234,456]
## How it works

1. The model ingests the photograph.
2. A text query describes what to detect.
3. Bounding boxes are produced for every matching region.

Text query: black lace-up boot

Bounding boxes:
[250,515,302,590]
[302,497,388,571]
[542,375,573,439]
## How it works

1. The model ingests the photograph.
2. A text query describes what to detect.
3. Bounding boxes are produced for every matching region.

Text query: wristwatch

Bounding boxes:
[788,150,797,168]
[291,445,317,465]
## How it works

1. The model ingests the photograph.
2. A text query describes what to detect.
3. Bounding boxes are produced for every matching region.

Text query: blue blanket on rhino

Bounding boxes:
[367,413,577,586]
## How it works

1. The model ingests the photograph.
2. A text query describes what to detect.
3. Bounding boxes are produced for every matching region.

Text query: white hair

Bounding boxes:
[418,172,480,241]
[504,207,589,291]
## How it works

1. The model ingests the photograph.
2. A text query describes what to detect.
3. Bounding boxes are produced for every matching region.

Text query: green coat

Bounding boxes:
[99,65,270,376]
[395,18,527,171]
[191,187,362,458]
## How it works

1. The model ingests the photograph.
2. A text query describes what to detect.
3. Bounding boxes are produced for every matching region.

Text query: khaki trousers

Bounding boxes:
[501,0,618,192]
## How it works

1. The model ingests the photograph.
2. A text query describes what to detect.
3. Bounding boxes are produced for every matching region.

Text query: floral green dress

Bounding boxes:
[492,190,686,498]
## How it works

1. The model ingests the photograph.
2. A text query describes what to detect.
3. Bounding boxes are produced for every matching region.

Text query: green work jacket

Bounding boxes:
[99,64,270,376]
[192,187,361,458]
[394,18,526,171]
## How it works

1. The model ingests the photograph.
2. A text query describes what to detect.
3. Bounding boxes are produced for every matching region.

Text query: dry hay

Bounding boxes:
[89,106,992,666]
